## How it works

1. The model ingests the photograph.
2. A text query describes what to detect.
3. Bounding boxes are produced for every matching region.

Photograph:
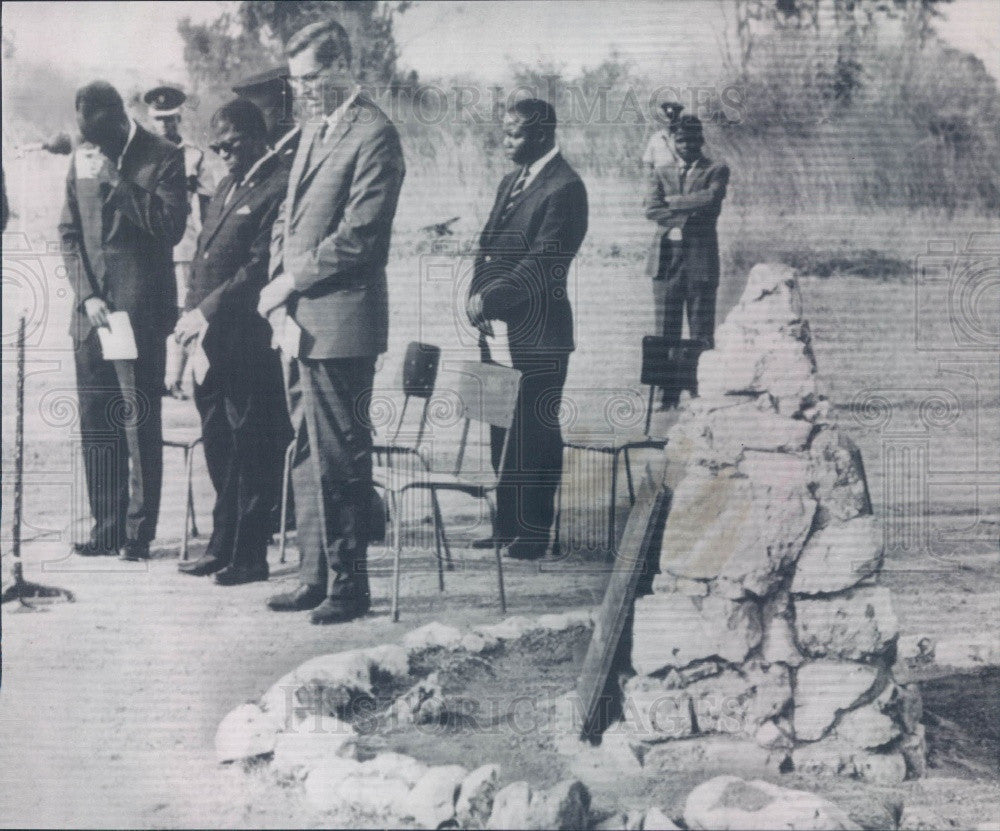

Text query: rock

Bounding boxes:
[526,779,591,830]
[899,804,956,830]
[632,592,762,675]
[621,676,693,742]
[303,757,365,811]
[792,516,883,596]
[258,670,305,729]
[898,723,928,779]
[808,428,872,529]
[364,643,411,680]
[288,650,374,719]
[488,781,533,830]
[683,775,860,830]
[407,764,466,828]
[792,737,907,784]
[460,631,495,653]
[537,611,593,632]
[479,615,535,641]
[737,451,811,492]
[270,723,356,779]
[390,672,446,726]
[214,703,278,763]
[456,764,500,828]
[359,751,428,786]
[933,637,1000,669]
[643,806,681,830]
[641,737,787,777]
[402,621,464,651]
[684,663,791,736]
[594,810,648,830]
[658,466,815,597]
[794,661,881,741]
[755,719,794,749]
[794,587,899,660]
[834,700,901,749]
[760,594,804,667]
[335,775,412,816]
[704,400,814,460]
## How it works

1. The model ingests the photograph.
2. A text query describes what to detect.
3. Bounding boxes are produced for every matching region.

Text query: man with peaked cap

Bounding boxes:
[232,66,301,167]
[144,84,215,399]
[641,99,685,171]
[644,114,730,409]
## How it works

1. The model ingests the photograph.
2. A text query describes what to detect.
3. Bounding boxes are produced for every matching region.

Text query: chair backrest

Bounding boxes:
[452,360,522,475]
[640,336,704,432]
[400,342,440,399]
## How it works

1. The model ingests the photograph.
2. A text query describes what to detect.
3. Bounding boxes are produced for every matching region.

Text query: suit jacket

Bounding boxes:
[273,125,301,169]
[644,154,729,284]
[269,96,405,360]
[59,124,187,341]
[471,153,588,355]
[186,151,289,363]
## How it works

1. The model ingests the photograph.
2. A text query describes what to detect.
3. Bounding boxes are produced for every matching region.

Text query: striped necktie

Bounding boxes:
[500,166,529,222]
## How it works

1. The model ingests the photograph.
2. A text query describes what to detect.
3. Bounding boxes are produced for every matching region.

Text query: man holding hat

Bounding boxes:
[144,84,214,399]
[644,114,730,409]
[641,99,685,172]
[232,66,301,167]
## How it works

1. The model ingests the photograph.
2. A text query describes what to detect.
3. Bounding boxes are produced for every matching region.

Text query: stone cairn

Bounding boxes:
[622,263,925,785]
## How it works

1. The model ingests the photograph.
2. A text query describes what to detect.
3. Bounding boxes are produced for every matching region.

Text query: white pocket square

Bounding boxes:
[235,205,252,215]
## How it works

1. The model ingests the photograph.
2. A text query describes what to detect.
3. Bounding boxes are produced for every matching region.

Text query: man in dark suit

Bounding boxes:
[173,99,292,585]
[644,115,729,408]
[467,98,589,561]
[232,66,301,168]
[59,81,187,560]
[258,20,405,624]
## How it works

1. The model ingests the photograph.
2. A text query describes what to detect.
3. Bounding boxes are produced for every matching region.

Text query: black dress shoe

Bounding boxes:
[266,583,325,612]
[505,539,547,561]
[309,596,367,625]
[178,555,225,576]
[118,541,150,561]
[471,536,512,550]
[72,541,117,557]
[214,564,269,586]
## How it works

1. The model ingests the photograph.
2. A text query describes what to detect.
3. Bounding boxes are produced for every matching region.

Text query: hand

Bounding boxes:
[257,273,295,318]
[466,292,486,330]
[173,308,208,346]
[83,297,110,329]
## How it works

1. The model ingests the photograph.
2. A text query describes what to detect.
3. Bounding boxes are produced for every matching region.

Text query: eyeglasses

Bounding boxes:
[289,70,323,90]
[209,137,244,156]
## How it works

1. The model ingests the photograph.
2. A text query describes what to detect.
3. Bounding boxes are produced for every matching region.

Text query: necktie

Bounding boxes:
[679,162,692,193]
[500,166,529,222]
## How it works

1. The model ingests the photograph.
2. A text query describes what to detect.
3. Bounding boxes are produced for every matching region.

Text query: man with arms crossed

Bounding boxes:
[259,20,405,624]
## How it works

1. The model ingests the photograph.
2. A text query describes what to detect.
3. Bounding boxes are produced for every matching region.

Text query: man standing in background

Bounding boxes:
[60,81,187,560]
[644,115,730,409]
[259,20,406,624]
[641,99,685,172]
[232,66,301,168]
[145,85,214,400]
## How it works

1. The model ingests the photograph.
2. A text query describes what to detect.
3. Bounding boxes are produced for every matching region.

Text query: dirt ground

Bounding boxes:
[2,152,998,827]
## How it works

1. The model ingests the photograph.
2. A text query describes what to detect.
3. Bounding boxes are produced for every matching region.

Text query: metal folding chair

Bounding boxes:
[559,337,701,553]
[163,432,202,561]
[372,360,521,621]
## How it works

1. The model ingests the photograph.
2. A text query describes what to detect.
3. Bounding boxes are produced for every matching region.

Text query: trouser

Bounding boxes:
[73,327,165,549]
[487,349,570,545]
[194,334,289,570]
[285,355,375,599]
[652,274,717,402]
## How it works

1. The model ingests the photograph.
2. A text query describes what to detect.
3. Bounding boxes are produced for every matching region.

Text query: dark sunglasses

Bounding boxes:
[209,137,244,156]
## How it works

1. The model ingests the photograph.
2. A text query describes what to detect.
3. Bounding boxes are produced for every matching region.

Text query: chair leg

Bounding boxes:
[552,476,563,559]
[624,447,636,506]
[608,450,619,556]
[181,447,194,561]
[487,496,506,615]
[430,490,452,572]
[430,489,444,592]
[278,441,294,565]
[391,490,404,623]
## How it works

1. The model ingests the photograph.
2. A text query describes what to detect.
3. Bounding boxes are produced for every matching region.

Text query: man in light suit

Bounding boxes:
[467,98,588,561]
[258,20,405,624]
[174,99,291,585]
[59,81,187,560]
[644,115,729,408]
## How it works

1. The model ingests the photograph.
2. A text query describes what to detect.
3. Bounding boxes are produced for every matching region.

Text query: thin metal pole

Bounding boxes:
[11,317,26,587]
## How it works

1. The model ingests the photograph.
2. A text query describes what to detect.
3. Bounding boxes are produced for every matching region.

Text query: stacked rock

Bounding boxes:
[622,263,924,784]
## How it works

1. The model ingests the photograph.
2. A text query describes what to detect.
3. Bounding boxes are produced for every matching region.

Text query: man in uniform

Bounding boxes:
[641,100,685,172]
[644,115,730,409]
[60,81,187,560]
[144,85,214,399]
[232,66,301,168]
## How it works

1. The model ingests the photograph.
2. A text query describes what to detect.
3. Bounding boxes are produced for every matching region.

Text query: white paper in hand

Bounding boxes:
[97,311,138,360]
[486,320,514,367]
[191,341,211,385]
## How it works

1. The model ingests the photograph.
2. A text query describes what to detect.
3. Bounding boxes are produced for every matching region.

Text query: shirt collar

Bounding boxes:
[117,118,138,170]
[324,87,361,131]
[273,124,300,153]
[522,144,560,185]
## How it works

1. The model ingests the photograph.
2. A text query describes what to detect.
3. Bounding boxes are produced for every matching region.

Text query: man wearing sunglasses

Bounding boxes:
[258,19,406,624]
[173,99,291,585]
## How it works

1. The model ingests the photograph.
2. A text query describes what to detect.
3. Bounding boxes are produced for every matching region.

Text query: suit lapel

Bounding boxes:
[293,103,359,214]
[287,121,318,211]
[201,155,276,250]
[496,154,561,228]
